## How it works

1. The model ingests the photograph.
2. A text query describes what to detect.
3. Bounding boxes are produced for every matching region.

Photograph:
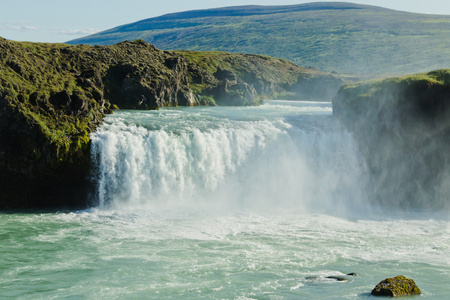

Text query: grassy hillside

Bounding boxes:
[68,2,450,75]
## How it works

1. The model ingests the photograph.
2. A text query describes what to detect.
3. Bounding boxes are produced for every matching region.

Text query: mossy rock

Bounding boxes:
[0,38,199,208]
[371,275,421,297]
[178,50,350,103]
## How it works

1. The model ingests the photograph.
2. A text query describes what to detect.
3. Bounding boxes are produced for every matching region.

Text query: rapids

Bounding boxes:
[90,101,369,216]
[1,101,448,299]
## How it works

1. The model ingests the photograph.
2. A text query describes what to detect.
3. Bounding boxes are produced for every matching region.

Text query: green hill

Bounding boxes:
[68,2,450,75]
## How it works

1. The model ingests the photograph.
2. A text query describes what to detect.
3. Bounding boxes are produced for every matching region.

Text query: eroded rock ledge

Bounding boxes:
[333,70,450,209]
[0,37,345,208]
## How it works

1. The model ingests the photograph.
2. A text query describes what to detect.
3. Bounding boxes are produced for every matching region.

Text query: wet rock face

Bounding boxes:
[208,75,259,106]
[371,275,421,297]
[332,70,450,209]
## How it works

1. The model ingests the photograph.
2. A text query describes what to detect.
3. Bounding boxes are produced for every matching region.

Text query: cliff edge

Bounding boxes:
[0,38,197,208]
[333,70,450,208]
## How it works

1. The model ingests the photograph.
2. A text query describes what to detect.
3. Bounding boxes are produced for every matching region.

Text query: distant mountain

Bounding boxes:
[68,2,450,75]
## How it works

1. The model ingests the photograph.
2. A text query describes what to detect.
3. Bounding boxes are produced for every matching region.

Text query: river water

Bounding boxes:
[1,101,449,299]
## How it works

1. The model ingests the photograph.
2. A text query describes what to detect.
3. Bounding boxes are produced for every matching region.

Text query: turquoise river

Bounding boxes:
[1,101,449,299]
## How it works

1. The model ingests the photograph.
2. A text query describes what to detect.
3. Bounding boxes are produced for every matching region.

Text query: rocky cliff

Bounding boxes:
[333,70,450,209]
[0,38,345,208]
[179,51,347,105]
[0,38,199,208]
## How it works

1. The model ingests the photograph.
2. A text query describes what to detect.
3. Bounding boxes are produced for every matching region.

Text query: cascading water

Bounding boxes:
[2,101,449,299]
[90,101,370,215]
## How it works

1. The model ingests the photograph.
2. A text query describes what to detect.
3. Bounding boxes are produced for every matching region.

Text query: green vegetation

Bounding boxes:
[181,50,349,104]
[334,69,450,116]
[179,51,305,85]
[68,2,450,75]
[0,38,197,208]
[0,40,104,162]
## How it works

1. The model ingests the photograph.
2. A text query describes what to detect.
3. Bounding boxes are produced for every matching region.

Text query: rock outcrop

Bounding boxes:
[371,275,421,297]
[333,70,450,209]
[179,51,347,105]
[0,38,198,208]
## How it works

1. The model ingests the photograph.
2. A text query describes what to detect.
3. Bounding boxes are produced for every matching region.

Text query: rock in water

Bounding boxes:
[326,273,357,281]
[371,275,421,297]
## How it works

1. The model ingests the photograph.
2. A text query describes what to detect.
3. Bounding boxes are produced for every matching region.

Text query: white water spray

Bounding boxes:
[90,102,370,215]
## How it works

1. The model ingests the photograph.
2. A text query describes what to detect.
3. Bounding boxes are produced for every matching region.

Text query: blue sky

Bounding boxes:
[1,0,450,43]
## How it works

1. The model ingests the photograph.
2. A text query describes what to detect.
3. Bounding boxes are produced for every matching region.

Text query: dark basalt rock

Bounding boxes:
[371,275,421,297]
[326,273,357,281]
[306,272,357,282]
[214,67,237,82]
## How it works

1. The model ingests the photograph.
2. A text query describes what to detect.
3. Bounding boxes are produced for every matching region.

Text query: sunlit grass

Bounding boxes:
[69,3,450,75]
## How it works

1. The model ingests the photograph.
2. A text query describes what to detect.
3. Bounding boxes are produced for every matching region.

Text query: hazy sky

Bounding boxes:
[1,0,450,43]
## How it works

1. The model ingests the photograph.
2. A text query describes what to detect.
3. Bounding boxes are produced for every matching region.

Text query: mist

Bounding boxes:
[88,81,450,218]
[333,72,450,211]
[89,103,375,218]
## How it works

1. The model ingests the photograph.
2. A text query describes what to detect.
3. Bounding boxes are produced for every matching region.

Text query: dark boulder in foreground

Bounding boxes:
[333,70,450,209]
[371,275,421,297]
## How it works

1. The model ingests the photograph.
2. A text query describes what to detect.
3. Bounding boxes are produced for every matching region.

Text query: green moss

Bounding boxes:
[197,95,216,106]
[334,69,450,113]
[178,50,305,85]
[178,49,346,103]
[372,276,421,297]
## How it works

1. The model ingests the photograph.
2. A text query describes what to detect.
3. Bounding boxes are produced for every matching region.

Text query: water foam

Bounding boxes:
[90,102,370,216]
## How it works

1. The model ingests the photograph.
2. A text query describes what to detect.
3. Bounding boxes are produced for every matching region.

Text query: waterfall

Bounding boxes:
[90,102,370,215]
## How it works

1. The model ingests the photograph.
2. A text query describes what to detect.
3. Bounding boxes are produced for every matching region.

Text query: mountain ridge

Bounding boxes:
[68,2,450,75]
[129,2,369,21]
